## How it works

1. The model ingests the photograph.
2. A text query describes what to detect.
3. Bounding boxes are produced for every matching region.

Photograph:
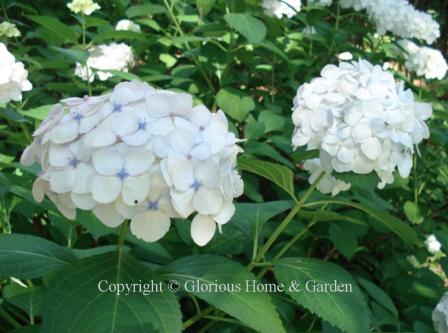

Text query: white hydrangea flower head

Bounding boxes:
[21,81,243,247]
[308,0,332,6]
[425,234,442,254]
[262,0,301,18]
[0,43,32,103]
[75,43,135,82]
[67,0,100,15]
[338,52,353,61]
[115,19,141,33]
[303,158,351,196]
[340,0,440,44]
[433,293,448,333]
[292,59,432,190]
[0,21,21,38]
[397,40,447,80]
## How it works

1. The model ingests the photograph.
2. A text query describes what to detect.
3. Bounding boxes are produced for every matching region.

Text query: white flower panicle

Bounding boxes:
[21,81,243,247]
[67,0,100,15]
[397,40,447,80]
[75,43,134,82]
[262,0,301,18]
[0,43,32,103]
[433,293,448,333]
[308,0,332,7]
[340,0,440,44]
[292,59,432,192]
[425,234,442,254]
[0,21,21,38]
[115,20,141,33]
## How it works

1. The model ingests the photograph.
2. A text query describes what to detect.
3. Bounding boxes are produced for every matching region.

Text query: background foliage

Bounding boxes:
[0,0,448,332]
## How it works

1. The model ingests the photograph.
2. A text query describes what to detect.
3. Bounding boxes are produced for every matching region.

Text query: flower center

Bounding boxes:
[199,125,205,131]
[191,179,202,191]
[137,119,147,130]
[112,103,122,113]
[116,168,129,180]
[147,200,159,210]
[69,157,80,168]
[73,112,83,122]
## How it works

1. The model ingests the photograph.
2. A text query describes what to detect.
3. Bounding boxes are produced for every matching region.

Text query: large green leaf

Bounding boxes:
[238,158,295,199]
[275,258,370,333]
[27,16,80,43]
[224,13,266,43]
[160,255,286,333]
[0,234,76,279]
[357,277,398,317]
[216,88,255,122]
[41,252,182,333]
[3,283,44,317]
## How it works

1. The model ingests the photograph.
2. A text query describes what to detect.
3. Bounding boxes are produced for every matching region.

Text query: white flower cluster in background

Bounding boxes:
[115,19,141,33]
[0,21,21,38]
[340,0,440,44]
[67,0,100,15]
[292,59,432,193]
[21,81,243,246]
[425,234,442,254]
[397,40,447,80]
[75,43,134,82]
[262,0,301,18]
[307,0,332,7]
[433,293,448,333]
[0,43,32,103]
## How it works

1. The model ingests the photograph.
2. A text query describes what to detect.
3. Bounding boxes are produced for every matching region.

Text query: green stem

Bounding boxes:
[162,0,215,92]
[0,306,21,329]
[248,172,324,270]
[117,221,127,250]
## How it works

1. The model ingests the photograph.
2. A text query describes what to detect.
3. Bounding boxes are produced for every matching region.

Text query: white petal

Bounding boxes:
[193,188,223,215]
[171,160,195,191]
[93,204,124,228]
[190,142,211,160]
[171,189,195,218]
[168,128,195,155]
[93,147,124,176]
[71,193,97,210]
[130,211,171,242]
[147,117,175,136]
[121,130,151,147]
[361,137,381,160]
[115,197,143,219]
[50,168,76,193]
[191,214,216,246]
[79,111,103,134]
[212,202,235,225]
[91,175,122,204]
[195,160,220,188]
[153,135,170,158]
[336,146,354,163]
[189,104,211,127]
[50,121,78,144]
[122,174,150,206]
[202,117,227,154]
[84,123,116,148]
[124,148,154,175]
[32,178,48,202]
[110,110,139,137]
[72,163,94,193]
[146,93,171,118]
[170,93,193,117]
[49,144,72,168]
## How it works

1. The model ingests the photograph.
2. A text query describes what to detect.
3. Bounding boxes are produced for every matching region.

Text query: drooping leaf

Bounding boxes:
[224,13,267,43]
[403,201,424,224]
[41,252,182,333]
[0,234,76,279]
[238,158,295,199]
[3,283,44,317]
[160,255,286,333]
[27,16,80,43]
[357,277,398,317]
[275,258,370,333]
[328,224,358,260]
[216,88,255,122]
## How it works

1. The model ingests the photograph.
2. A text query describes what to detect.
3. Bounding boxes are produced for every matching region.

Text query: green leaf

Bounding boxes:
[42,252,182,333]
[196,0,215,15]
[275,258,370,333]
[107,70,140,81]
[3,283,44,317]
[357,278,398,317]
[20,105,52,121]
[216,88,255,122]
[126,4,165,18]
[0,234,77,279]
[403,201,423,224]
[50,47,88,63]
[224,13,266,43]
[27,16,80,43]
[238,158,295,199]
[160,255,286,333]
[258,110,285,133]
[93,30,146,42]
[328,224,357,260]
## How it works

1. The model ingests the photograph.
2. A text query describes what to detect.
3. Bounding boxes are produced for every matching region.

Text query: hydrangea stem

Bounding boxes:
[248,172,325,270]
[117,221,127,249]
